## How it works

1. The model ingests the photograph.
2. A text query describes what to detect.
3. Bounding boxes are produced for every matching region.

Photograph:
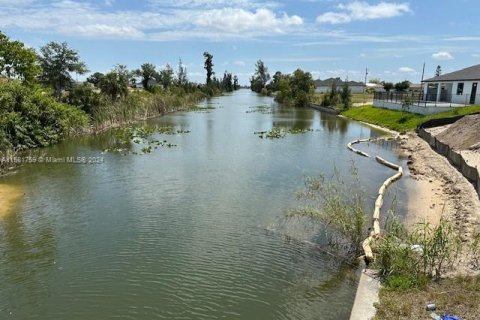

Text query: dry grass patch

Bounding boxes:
[374,276,480,320]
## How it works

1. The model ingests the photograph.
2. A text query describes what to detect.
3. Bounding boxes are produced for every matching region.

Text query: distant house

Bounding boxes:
[422,64,480,105]
[366,82,385,92]
[408,83,422,94]
[314,78,366,94]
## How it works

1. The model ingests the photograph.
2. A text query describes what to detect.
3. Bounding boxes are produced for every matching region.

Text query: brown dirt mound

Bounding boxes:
[436,114,480,151]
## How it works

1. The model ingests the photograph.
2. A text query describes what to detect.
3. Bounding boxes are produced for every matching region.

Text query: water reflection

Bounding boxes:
[0,90,406,320]
[319,113,349,135]
[0,207,56,314]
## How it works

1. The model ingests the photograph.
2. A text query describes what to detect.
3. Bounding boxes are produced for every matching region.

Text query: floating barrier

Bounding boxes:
[347,137,403,261]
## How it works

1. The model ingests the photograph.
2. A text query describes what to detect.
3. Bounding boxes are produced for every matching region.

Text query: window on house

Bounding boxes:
[457,83,464,95]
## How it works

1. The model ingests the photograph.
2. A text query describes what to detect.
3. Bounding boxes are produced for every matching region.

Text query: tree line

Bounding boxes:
[249,59,352,109]
[0,31,238,154]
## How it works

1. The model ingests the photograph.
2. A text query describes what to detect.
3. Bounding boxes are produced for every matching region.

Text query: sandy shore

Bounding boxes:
[0,184,23,218]
[399,132,480,234]
[397,132,480,272]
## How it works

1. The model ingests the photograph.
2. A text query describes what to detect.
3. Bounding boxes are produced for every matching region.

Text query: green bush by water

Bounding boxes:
[0,81,88,151]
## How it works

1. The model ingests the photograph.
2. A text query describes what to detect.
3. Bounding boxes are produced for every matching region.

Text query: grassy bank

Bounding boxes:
[0,80,208,174]
[374,276,480,320]
[342,105,480,132]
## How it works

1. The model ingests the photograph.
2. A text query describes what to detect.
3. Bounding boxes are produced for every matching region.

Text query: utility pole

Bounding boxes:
[420,62,425,102]
[364,68,368,93]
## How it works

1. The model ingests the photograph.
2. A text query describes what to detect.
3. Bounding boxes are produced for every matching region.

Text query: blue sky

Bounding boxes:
[1,0,479,85]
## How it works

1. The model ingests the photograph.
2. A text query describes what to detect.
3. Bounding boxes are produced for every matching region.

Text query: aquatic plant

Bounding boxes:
[186,105,216,112]
[246,105,273,114]
[254,127,315,139]
[103,124,186,155]
[287,166,367,259]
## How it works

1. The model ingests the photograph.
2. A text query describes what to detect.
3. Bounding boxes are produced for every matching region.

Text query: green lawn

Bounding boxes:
[341,105,480,132]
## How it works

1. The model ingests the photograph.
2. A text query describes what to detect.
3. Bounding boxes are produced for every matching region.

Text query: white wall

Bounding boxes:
[451,81,478,104]
[423,80,479,104]
[373,100,458,115]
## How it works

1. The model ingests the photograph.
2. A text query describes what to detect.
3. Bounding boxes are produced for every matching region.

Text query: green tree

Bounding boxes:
[222,71,233,92]
[328,81,339,106]
[268,71,284,92]
[64,82,101,115]
[435,65,442,77]
[340,82,352,110]
[0,31,41,83]
[233,75,239,90]
[290,69,314,107]
[275,77,291,103]
[39,42,88,99]
[255,60,270,87]
[136,63,157,91]
[0,81,88,151]
[86,72,104,88]
[250,60,270,93]
[368,78,383,85]
[275,69,314,107]
[158,64,174,89]
[394,80,410,92]
[203,52,214,85]
[176,59,188,87]
[383,82,394,92]
[99,65,130,102]
[249,77,263,93]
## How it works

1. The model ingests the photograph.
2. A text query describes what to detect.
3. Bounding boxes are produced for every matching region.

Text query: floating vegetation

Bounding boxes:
[103,125,187,155]
[289,128,315,134]
[246,105,273,114]
[187,105,216,112]
[254,128,286,139]
[254,127,315,139]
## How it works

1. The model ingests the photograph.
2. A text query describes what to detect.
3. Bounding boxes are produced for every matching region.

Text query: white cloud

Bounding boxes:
[65,25,145,39]
[317,1,411,24]
[234,60,246,66]
[0,2,303,41]
[432,51,454,61]
[189,8,303,34]
[472,54,480,58]
[444,36,480,41]
[148,0,278,8]
[0,0,32,5]
[398,67,416,73]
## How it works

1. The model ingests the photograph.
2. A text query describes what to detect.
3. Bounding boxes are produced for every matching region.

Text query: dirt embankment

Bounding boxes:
[432,113,480,172]
[397,116,480,273]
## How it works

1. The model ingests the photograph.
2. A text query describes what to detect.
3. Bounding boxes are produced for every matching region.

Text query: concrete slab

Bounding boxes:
[350,269,381,320]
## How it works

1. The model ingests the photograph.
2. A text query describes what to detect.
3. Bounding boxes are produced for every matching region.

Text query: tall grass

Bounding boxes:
[374,213,462,289]
[287,166,367,260]
[92,89,206,131]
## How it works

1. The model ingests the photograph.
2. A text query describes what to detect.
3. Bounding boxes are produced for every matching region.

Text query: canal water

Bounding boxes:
[0,90,408,319]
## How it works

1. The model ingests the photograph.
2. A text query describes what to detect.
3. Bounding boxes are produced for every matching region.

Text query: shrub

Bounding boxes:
[0,81,88,151]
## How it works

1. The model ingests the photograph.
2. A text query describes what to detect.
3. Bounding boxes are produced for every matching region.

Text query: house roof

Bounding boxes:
[315,77,365,87]
[423,64,480,82]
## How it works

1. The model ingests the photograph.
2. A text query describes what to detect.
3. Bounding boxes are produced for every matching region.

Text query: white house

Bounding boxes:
[314,78,366,94]
[366,82,384,92]
[422,64,480,105]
